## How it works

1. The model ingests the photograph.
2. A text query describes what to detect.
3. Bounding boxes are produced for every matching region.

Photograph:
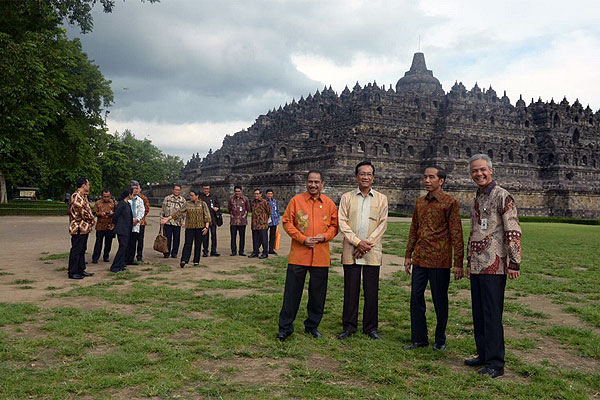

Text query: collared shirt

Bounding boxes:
[405,190,464,269]
[68,190,95,235]
[139,193,150,226]
[251,198,271,230]
[282,191,339,267]
[161,194,186,226]
[267,199,280,226]
[129,195,145,233]
[339,188,388,266]
[468,181,522,275]
[228,195,251,226]
[94,199,115,231]
[171,200,211,229]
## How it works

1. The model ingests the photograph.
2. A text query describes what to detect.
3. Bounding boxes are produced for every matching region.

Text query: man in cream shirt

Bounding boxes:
[337,161,388,340]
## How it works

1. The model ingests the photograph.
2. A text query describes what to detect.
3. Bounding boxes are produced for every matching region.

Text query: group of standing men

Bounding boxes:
[67,180,149,279]
[274,154,521,379]
[67,153,521,378]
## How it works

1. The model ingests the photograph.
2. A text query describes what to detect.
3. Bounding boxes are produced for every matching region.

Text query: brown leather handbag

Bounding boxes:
[153,225,168,254]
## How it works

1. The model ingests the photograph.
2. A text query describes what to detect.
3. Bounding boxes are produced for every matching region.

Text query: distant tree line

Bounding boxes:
[0,0,175,201]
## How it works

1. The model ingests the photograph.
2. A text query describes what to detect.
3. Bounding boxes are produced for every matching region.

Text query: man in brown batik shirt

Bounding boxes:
[92,189,115,263]
[249,188,271,259]
[405,166,464,351]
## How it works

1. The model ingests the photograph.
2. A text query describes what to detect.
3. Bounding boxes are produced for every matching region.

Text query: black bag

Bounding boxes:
[215,210,223,227]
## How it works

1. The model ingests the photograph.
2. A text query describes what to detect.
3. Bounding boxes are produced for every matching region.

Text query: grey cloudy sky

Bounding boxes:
[67,0,600,161]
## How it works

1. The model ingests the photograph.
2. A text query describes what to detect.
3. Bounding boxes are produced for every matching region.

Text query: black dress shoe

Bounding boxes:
[180,261,186,268]
[202,253,209,257]
[91,260,98,264]
[433,343,446,351]
[210,252,220,257]
[230,252,237,256]
[464,356,485,367]
[268,250,278,255]
[305,327,322,338]
[365,331,382,340]
[119,266,127,271]
[127,261,138,265]
[68,274,84,279]
[137,258,144,262]
[277,331,292,342]
[405,341,429,350]
[81,271,95,277]
[337,331,354,340]
[103,258,110,262]
[170,254,177,258]
[239,252,246,256]
[109,268,120,273]
[163,253,170,258]
[258,254,268,259]
[478,367,504,378]
[248,254,258,258]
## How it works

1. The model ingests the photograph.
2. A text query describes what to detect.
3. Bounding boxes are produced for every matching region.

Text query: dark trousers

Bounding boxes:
[342,264,380,334]
[410,265,450,345]
[181,228,204,264]
[136,225,145,260]
[68,233,88,276]
[471,274,507,369]
[126,231,140,263]
[163,224,181,257]
[92,230,114,262]
[251,229,268,256]
[202,224,218,255]
[230,225,246,254]
[278,264,329,333]
[268,225,277,252]
[111,233,129,271]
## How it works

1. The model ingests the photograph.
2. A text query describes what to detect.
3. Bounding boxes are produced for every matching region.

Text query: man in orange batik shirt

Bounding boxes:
[277,171,338,341]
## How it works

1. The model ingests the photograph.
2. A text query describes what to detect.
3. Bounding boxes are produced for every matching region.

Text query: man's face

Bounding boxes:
[234,188,242,198]
[266,191,273,200]
[82,180,90,194]
[254,190,262,200]
[470,159,493,188]
[423,168,444,193]
[306,172,324,197]
[102,192,111,202]
[173,186,181,196]
[202,186,210,196]
[355,165,374,190]
[132,185,140,196]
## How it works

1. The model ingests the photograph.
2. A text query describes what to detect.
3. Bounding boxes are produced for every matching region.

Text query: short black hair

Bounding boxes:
[173,184,181,189]
[234,185,242,191]
[76,177,88,188]
[355,161,375,175]
[102,188,110,194]
[306,170,323,181]
[118,186,133,201]
[202,183,210,188]
[189,187,200,196]
[266,189,273,194]
[254,188,261,193]
[424,165,447,182]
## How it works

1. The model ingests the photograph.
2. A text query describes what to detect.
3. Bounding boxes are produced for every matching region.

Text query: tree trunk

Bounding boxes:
[0,171,7,203]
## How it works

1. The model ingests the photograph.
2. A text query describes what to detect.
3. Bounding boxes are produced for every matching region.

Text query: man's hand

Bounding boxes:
[303,237,317,248]
[356,240,373,253]
[133,218,139,226]
[508,269,520,279]
[453,267,464,280]
[404,257,412,274]
[352,247,362,259]
[213,207,219,212]
[314,234,325,243]
[465,268,470,280]
[160,218,168,225]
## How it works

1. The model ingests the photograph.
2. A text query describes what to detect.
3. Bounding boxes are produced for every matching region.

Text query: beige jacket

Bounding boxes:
[338,188,388,266]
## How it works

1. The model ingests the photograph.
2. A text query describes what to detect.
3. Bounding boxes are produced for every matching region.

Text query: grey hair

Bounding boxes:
[468,154,493,171]
[130,180,140,187]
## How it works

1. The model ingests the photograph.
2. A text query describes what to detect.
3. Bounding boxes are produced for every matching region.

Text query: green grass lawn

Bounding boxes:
[0,222,599,399]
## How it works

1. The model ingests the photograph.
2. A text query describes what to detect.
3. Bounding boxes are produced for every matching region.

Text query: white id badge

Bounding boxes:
[481,218,488,230]
[239,206,243,212]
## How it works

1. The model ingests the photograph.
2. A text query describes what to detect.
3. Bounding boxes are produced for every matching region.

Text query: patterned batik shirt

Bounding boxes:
[68,190,95,235]
[139,193,150,226]
[251,198,271,230]
[267,199,280,227]
[161,194,186,226]
[468,181,522,275]
[171,200,211,229]
[94,199,115,231]
[128,195,145,233]
[228,195,250,226]
[405,190,464,269]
